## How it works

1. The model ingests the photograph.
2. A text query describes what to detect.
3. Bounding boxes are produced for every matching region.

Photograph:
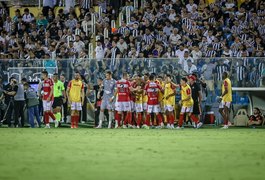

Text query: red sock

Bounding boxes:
[166,115,170,125]
[156,114,163,125]
[137,113,142,126]
[115,113,121,126]
[224,117,228,125]
[75,116,79,128]
[170,114,175,125]
[190,114,198,124]
[44,112,49,124]
[126,112,132,125]
[145,114,151,126]
[179,114,184,127]
[48,111,56,120]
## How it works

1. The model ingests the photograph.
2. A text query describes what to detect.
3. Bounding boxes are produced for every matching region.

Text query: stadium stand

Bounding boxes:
[0,0,265,128]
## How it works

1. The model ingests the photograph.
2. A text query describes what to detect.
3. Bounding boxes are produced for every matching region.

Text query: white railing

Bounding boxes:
[126,6,131,24]
[91,14,96,34]
[88,43,94,59]
[134,0,138,9]
[104,28,109,39]
[119,12,123,26]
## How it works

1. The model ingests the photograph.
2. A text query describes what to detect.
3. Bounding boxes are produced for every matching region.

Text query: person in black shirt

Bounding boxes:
[188,75,203,128]
[60,74,69,123]
[2,77,17,127]
[88,78,103,127]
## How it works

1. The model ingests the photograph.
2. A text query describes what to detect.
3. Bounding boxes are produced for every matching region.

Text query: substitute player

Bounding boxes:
[177,77,199,129]
[67,71,85,128]
[218,71,232,129]
[143,74,164,129]
[96,71,116,129]
[113,72,132,128]
[164,74,178,129]
[41,70,56,128]
[52,73,66,128]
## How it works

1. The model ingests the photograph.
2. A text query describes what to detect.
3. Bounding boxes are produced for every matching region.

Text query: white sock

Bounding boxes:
[99,111,104,126]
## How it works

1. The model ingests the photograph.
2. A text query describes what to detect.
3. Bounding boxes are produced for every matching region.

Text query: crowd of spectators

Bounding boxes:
[0,0,264,89]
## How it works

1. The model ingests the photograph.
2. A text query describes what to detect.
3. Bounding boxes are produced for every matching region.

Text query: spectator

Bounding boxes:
[184,59,197,74]
[248,107,264,126]
[22,8,34,24]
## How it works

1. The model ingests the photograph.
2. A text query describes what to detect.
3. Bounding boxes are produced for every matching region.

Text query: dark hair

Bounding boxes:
[106,71,112,75]
[166,74,171,78]
[42,70,48,76]
[254,107,261,114]
[9,77,15,82]
[181,77,188,82]
[149,74,155,81]
[223,71,228,78]
[21,78,27,82]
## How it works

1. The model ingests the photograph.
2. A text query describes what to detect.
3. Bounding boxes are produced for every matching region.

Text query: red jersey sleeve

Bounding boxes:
[186,88,191,95]
[224,80,228,87]
[49,79,54,86]
[68,81,72,88]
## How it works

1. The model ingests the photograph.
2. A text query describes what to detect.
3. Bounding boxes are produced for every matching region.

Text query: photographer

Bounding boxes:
[3,77,17,127]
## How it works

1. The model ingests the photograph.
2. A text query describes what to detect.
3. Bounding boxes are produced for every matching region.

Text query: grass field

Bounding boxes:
[0,128,265,180]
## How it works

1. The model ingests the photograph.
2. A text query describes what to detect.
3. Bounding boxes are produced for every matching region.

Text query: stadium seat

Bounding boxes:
[234,109,248,126]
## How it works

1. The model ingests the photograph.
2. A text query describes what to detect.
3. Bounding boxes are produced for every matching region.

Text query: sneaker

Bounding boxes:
[44,124,50,128]
[221,125,229,129]
[166,124,171,129]
[170,124,175,129]
[128,124,133,129]
[122,125,127,129]
[193,123,197,128]
[55,121,59,128]
[71,126,74,129]
[136,125,140,129]
[132,125,136,129]
[176,126,183,130]
[197,122,203,129]
[108,124,112,129]
[156,126,162,129]
[96,125,102,129]
[81,121,86,124]
[115,123,119,129]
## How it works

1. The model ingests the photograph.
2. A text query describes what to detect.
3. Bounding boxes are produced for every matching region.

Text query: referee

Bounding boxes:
[52,73,66,128]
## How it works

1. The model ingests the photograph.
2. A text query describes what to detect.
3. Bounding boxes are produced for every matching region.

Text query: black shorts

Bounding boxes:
[52,97,63,108]
[193,102,200,115]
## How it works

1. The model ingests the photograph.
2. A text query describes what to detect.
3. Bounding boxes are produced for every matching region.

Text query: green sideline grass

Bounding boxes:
[0,129,265,180]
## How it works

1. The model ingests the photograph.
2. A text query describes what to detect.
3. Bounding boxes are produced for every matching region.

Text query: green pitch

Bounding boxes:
[0,128,265,180]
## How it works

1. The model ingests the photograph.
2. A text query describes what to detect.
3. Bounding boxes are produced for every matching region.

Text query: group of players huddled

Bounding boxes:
[40,69,232,129]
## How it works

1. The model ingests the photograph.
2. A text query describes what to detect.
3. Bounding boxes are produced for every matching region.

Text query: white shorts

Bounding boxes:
[147,104,160,113]
[164,105,174,112]
[43,100,53,111]
[115,101,131,112]
[181,106,193,113]
[219,101,231,109]
[143,103,147,110]
[131,101,135,112]
[71,102,82,111]
[135,103,143,113]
